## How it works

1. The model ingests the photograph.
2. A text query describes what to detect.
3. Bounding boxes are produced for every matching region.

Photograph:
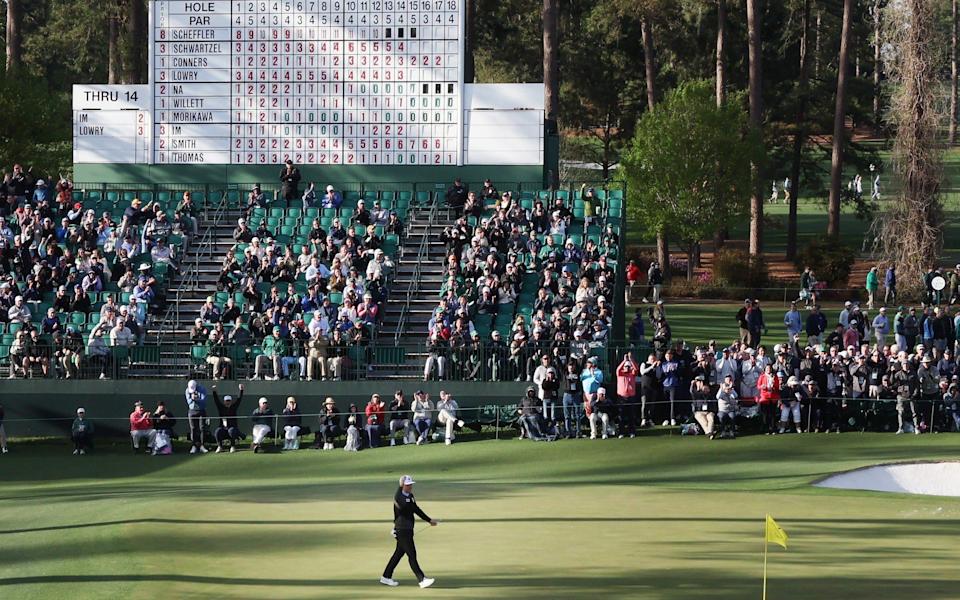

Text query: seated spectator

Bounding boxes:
[109,320,135,348]
[586,387,613,440]
[365,393,387,448]
[412,390,434,445]
[690,375,717,439]
[206,329,232,380]
[435,390,462,446]
[71,407,94,455]
[7,295,30,323]
[315,396,341,450]
[129,400,155,453]
[212,384,244,452]
[250,397,274,453]
[282,396,303,450]
[253,326,289,380]
[321,185,343,209]
[518,386,551,441]
[23,329,52,378]
[388,390,413,446]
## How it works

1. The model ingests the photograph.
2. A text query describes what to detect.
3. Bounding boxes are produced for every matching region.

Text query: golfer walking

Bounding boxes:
[381,475,437,588]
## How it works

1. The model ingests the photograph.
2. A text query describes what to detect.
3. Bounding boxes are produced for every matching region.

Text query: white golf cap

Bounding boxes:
[400,475,416,485]
[187,380,197,392]
[77,407,85,414]
[326,185,334,192]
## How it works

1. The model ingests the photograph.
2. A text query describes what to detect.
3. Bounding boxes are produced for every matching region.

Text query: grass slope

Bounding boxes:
[2,435,960,599]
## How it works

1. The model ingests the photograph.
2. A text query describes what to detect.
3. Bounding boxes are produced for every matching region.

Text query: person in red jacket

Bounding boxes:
[625,260,642,304]
[756,364,781,435]
[365,394,387,448]
[616,352,640,438]
[129,400,155,453]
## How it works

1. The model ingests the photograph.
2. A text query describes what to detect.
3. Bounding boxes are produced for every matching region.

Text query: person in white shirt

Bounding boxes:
[7,296,30,323]
[713,348,739,387]
[715,375,739,438]
[110,321,135,347]
[739,352,763,400]
[435,391,462,445]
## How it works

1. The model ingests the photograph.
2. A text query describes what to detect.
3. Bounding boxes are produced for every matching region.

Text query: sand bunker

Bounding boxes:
[815,462,960,497]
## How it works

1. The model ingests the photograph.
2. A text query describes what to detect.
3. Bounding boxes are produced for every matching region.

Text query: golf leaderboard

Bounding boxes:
[72,0,546,170]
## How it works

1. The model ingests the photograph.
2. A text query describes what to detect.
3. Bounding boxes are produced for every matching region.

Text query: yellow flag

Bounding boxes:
[765,514,788,549]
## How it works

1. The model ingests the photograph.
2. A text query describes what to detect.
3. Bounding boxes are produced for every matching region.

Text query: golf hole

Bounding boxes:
[814,462,960,497]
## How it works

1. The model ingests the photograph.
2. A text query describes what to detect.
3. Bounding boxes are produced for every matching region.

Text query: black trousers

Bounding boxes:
[383,529,424,582]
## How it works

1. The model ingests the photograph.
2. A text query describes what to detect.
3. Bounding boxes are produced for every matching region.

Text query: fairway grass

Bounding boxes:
[2,435,960,599]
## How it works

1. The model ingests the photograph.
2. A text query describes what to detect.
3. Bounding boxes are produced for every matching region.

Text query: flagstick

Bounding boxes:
[762,529,768,600]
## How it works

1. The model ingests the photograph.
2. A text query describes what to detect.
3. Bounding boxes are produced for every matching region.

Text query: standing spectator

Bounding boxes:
[71,407,94,455]
[756,363,781,434]
[735,300,751,347]
[185,379,209,454]
[893,361,919,434]
[129,400,154,454]
[279,160,301,201]
[865,267,879,310]
[212,384,244,453]
[435,391,462,446]
[445,178,467,211]
[884,265,897,305]
[412,391,434,446]
[643,261,663,304]
[783,301,803,342]
[625,260,641,304]
[562,361,583,437]
[282,396,303,450]
[872,307,890,348]
[658,350,681,426]
[250,397,274,452]
[616,352,639,438]
[806,305,828,347]
[747,300,767,348]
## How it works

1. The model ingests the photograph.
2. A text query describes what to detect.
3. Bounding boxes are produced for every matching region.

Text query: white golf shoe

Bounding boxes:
[419,578,435,588]
[379,577,399,587]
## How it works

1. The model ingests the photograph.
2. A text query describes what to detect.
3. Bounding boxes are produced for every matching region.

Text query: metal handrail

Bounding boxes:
[393,192,438,344]
[156,192,229,344]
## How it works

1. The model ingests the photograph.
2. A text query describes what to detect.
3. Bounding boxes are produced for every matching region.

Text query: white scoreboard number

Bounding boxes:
[151,0,464,166]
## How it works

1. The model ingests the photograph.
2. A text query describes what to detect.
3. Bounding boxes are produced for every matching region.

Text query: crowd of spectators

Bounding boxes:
[200,173,401,380]
[422,180,621,383]
[0,164,187,379]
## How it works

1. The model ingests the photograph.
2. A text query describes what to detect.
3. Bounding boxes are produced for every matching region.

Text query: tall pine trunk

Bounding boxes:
[950,0,958,145]
[465,0,476,82]
[108,11,120,84]
[542,0,559,129]
[641,17,668,272]
[873,0,883,127]
[5,0,22,73]
[787,0,811,261]
[123,0,146,83]
[641,19,656,111]
[713,0,729,252]
[747,0,764,257]
[827,0,854,238]
[716,0,727,107]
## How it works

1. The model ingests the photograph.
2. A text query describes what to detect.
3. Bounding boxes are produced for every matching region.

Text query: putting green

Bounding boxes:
[1,434,959,599]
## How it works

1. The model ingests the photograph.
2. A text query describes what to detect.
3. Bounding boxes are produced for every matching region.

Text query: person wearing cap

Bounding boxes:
[71,407,94,455]
[388,390,413,446]
[281,396,303,450]
[253,326,289,380]
[615,352,640,438]
[892,360,919,434]
[364,394,387,448]
[784,301,803,343]
[129,401,155,454]
[779,376,805,434]
[410,391,434,445]
[320,184,342,209]
[185,380,209,454]
[435,390,462,446]
[679,371,708,433]
[279,159,301,201]
[865,266,880,310]
[872,307,890,348]
[212,384,244,452]
[884,265,897,305]
[380,475,437,588]
[250,397,274,452]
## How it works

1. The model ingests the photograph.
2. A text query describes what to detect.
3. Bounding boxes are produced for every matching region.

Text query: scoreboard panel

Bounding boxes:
[151,0,464,165]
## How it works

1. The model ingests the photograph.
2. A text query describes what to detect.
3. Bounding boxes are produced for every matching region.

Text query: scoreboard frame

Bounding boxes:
[145,0,466,167]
